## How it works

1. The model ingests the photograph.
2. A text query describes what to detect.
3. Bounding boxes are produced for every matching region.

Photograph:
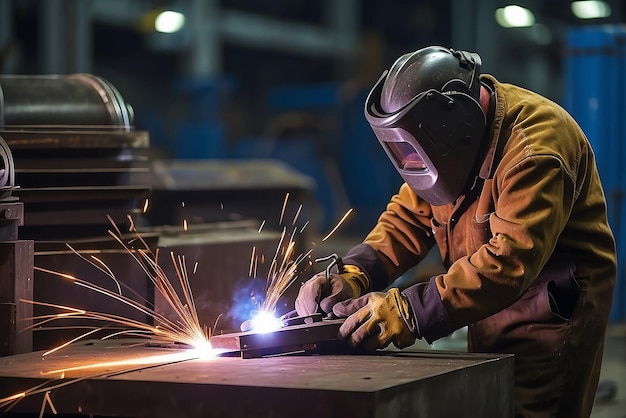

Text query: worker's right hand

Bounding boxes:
[294,265,370,317]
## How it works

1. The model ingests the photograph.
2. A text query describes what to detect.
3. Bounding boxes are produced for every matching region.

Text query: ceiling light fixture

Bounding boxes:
[155,10,186,33]
[571,1,612,19]
[495,5,536,28]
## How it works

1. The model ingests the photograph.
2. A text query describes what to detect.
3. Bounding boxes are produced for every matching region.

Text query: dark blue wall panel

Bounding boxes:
[564,25,626,321]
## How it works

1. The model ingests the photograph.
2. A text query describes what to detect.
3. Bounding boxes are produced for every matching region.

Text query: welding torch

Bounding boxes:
[276,254,345,326]
[314,253,344,283]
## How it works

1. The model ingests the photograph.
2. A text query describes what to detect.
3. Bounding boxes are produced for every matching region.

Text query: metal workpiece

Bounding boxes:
[211,319,347,358]
[0,339,514,418]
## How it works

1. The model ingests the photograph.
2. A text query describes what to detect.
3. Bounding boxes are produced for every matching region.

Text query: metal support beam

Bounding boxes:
[220,10,356,59]
[325,0,360,56]
[0,0,13,74]
[475,0,499,72]
[188,0,220,77]
[451,0,499,70]
[451,0,477,51]
[89,0,360,76]
[67,0,93,73]
[40,0,66,74]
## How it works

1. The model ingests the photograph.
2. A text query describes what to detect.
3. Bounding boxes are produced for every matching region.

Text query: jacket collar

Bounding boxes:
[478,74,507,180]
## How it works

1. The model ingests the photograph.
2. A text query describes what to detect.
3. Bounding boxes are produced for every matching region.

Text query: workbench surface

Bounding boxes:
[0,339,513,418]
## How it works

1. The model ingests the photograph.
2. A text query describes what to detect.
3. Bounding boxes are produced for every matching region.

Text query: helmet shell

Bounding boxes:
[381,46,481,113]
[365,46,486,205]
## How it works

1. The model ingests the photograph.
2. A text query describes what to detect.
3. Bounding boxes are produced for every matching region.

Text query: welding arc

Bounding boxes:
[23,215,211,351]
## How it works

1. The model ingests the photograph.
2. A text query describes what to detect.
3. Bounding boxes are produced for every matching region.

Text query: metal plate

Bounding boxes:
[210,319,346,358]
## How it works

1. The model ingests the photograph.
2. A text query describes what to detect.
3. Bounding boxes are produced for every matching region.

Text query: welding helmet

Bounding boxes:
[364,46,487,205]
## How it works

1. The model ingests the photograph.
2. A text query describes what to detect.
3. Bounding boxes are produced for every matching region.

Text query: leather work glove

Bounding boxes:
[332,288,418,351]
[294,264,370,317]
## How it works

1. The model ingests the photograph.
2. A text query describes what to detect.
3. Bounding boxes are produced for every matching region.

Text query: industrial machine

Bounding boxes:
[0,134,33,356]
[0,74,154,351]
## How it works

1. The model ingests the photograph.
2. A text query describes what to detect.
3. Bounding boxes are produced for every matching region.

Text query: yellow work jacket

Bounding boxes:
[345,74,616,343]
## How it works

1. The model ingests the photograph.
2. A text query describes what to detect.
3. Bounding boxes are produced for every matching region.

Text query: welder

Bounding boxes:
[295,46,616,418]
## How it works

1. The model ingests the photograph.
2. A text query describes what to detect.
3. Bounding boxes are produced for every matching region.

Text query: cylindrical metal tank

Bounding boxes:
[0,74,133,128]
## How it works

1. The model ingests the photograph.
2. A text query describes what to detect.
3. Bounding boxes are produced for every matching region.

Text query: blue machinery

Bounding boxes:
[565,24,626,321]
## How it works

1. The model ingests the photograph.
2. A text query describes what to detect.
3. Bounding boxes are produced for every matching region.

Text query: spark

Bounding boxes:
[183,219,188,231]
[258,220,266,233]
[193,261,198,274]
[0,216,226,413]
[253,255,258,278]
[142,198,149,213]
[24,216,215,352]
[292,204,302,226]
[244,220,313,332]
[65,246,121,295]
[0,351,227,412]
[43,328,101,357]
[39,391,57,418]
[253,207,353,314]
[127,215,136,231]
[1,392,25,404]
[249,246,256,276]
[264,244,304,312]
[42,350,211,376]
[242,195,353,332]
[322,208,354,242]
[278,192,289,225]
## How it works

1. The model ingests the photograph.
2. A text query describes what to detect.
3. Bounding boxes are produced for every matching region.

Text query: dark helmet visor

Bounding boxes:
[388,141,427,171]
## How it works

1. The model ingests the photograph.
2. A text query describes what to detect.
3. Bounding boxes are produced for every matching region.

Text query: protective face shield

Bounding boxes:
[364,46,487,206]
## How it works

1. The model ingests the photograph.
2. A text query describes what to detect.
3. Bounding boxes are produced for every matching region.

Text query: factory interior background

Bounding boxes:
[1,0,626,417]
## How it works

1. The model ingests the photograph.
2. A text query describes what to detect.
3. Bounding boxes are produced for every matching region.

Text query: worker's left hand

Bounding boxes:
[332,288,418,351]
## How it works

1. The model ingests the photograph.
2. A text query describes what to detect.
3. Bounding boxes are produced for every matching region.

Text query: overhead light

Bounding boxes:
[495,5,536,28]
[155,10,186,33]
[571,1,612,19]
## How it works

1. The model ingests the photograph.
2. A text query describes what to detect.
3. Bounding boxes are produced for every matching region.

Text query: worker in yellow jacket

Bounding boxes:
[295,46,616,418]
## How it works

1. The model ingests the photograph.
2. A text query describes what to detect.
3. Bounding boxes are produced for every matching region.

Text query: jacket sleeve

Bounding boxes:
[408,152,578,343]
[346,151,581,344]
[343,182,437,291]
